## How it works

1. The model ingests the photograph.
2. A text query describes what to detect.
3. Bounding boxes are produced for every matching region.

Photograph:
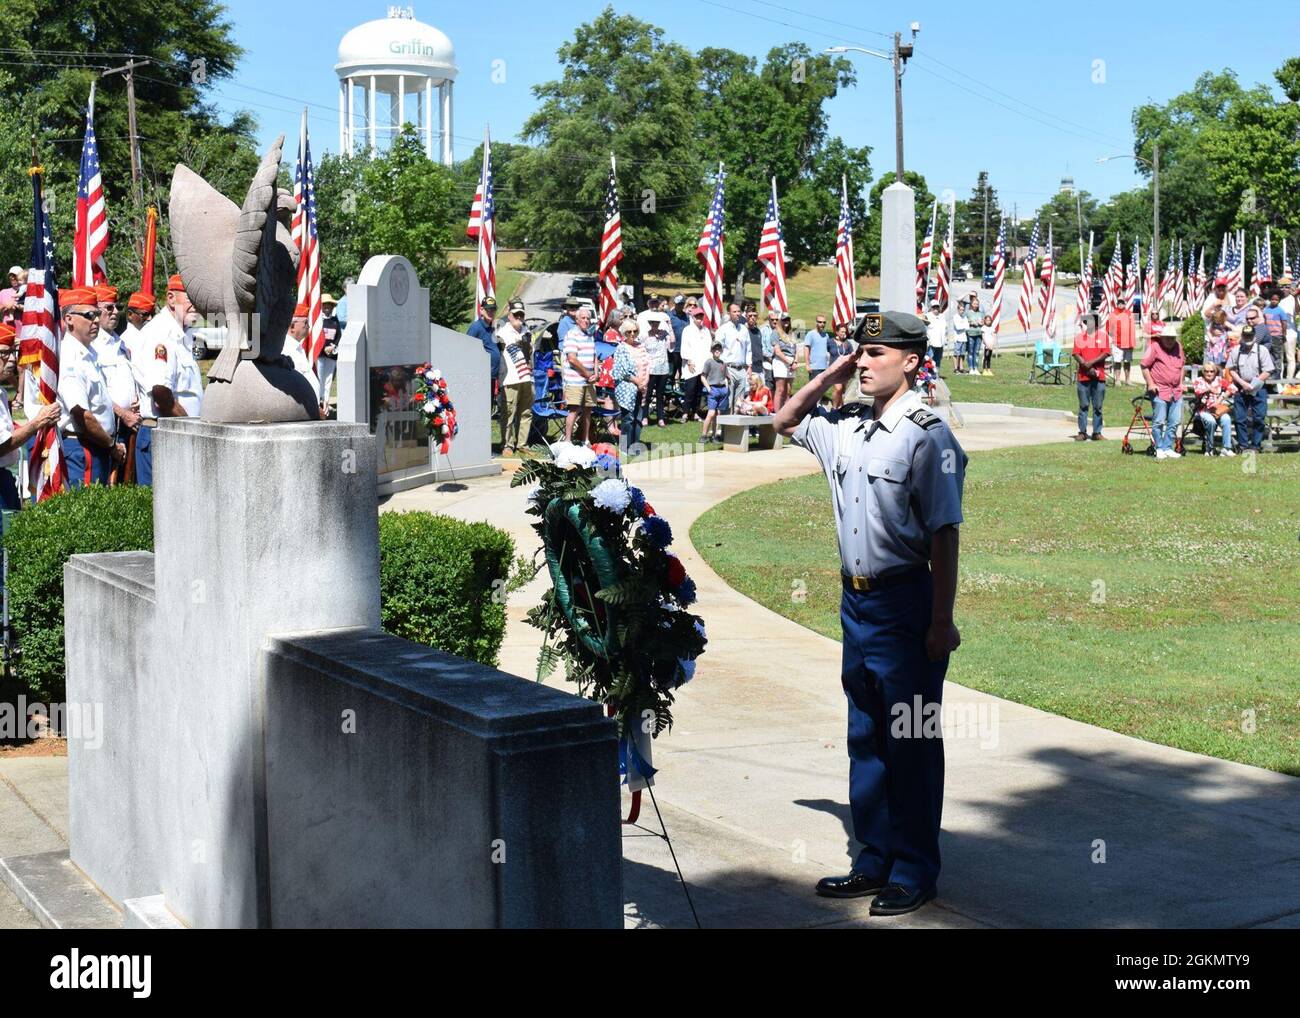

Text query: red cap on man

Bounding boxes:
[92,284,118,303]
[0,323,15,343]
[293,302,310,319]
[59,287,97,308]
[167,274,185,293]
[127,292,156,312]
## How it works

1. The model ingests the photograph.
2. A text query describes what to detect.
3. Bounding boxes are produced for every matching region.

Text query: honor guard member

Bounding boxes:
[121,291,156,355]
[286,303,326,417]
[775,309,966,917]
[56,288,123,487]
[90,285,144,484]
[137,275,203,417]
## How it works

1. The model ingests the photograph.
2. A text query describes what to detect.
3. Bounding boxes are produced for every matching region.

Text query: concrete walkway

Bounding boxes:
[5,408,1300,928]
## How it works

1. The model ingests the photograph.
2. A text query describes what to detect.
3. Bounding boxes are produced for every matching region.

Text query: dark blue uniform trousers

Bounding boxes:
[61,436,111,488]
[840,569,949,891]
[134,423,154,486]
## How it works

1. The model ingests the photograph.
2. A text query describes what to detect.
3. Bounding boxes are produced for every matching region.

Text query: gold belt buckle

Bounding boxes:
[847,574,873,592]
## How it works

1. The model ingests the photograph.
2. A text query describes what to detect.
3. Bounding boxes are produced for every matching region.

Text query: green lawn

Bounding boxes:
[691,441,1300,774]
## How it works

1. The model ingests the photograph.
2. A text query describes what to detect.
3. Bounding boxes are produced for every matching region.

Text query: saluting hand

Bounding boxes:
[822,350,859,386]
[925,619,961,662]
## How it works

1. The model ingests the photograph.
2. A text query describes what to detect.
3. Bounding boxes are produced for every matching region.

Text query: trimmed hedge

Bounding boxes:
[4,485,154,701]
[4,487,518,702]
[1179,313,1205,365]
[378,511,515,667]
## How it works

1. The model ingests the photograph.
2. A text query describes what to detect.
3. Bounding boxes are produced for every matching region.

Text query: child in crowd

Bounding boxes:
[951,300,969,374]
[1204,323,1228,366]
[738,372,772,415]
[1192,361,1237,457]
[699,341,729,443]
[980,315,996,374]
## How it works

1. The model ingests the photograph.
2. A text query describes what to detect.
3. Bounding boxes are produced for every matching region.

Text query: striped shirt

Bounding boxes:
[561,324,596,386]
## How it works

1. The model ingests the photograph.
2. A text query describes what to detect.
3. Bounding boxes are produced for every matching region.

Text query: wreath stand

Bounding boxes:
[536,522,702,929]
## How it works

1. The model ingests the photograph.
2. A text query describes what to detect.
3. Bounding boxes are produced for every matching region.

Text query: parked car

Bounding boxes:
[982,271,996,289]
[569,276,599,300]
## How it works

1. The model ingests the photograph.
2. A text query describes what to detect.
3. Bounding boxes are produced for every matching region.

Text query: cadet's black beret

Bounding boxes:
[856,309,927,345]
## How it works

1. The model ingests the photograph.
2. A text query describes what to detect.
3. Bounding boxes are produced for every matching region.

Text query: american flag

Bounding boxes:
[934,201,953,312]
[1103,238,1124,316]
[291,109,324,364]
[1258,228,1273,287]
[1195,246,1207,307]
[1123,237,1138,309]
[1016,219,1038,331]
[72,84,108,288]
[757,176,788,313]
[990,217,1006,333]
[1038,229,1052,315]
[1159,242,1177,311]
[696,164,726,330]
[1213,233,1228,287]
[1075,231,1094,327]
[832,175,857,331]
[1227,231,1244,293]
[916,200,936,312]
[19,165,67,501]
[1144,237,1156,312]
[1249,236,1260,297]
[1040,226,1057,338]
[1174,241,1189,318]
[597,154,623,327]
[470,128,497,319]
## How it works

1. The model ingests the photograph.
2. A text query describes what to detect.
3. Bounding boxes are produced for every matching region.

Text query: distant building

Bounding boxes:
[336,7,458,164]
[1059,175,1076,195]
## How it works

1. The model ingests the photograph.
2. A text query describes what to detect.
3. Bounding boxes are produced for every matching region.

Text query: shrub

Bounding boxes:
[378,511,517,667]
[4,485,154,702]
[1179,313,1205,365]
[3,490,520,700]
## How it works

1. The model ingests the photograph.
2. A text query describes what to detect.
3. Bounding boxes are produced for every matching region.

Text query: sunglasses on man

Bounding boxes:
[68,309,101,321]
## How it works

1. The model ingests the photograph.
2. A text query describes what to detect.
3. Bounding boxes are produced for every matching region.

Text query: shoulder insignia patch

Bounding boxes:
[836,401,868,417]
[905,407,941,430]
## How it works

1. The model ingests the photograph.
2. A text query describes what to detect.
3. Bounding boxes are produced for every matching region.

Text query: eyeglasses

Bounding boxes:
[68,310,101,321]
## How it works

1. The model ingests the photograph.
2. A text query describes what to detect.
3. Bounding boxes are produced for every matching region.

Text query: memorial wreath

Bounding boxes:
[413,365,459,454]
[512,444,707,744]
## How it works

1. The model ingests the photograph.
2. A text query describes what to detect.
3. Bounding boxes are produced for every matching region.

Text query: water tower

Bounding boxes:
[336,6,457,164]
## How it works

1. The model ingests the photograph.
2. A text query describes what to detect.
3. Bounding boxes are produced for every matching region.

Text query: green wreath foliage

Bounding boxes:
[512,457,707,737]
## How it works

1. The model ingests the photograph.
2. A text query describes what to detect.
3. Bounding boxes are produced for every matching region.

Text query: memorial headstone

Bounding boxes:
[337,255,498,494]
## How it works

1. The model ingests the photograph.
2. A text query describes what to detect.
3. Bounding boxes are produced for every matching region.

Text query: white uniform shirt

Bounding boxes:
[286,336,320,398]
[91,332,140,411]
[129,334,183,417]
[0,392,19,467]
[57,337,116,438]
[138,311,203,416]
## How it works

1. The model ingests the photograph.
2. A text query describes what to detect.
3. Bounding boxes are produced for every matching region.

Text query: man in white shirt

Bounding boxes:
[715,303,749,413]
[56,288,122,487]
[679,304,712,421]
[1279,279,1297,379]
[90,284,146,484]
[924,301,948,375]
[636,294,672,341]
[121,291,156,360]
[286,304,326,418]
[136,274,204,417]
[495,299,534,455]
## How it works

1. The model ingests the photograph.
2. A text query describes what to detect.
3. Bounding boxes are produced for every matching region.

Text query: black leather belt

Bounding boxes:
[841,566,928,592]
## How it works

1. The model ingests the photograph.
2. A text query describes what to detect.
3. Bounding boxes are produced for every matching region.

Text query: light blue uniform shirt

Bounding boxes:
[792,389,967,577]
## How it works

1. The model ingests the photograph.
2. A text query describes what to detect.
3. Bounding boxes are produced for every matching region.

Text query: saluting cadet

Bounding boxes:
[775,310,967,918]
[56,288,122,487]
[137,275,203,416]
[90,285,144,484]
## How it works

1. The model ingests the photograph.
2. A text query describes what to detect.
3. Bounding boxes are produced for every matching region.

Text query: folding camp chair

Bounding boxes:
[1028,339,1069,384]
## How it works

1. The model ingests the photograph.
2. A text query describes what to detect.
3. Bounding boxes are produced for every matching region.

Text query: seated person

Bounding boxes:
[737,371,772,416]
[1192,361,1236,457]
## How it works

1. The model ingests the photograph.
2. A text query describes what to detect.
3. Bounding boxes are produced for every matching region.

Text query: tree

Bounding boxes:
[954,172,999,271]
[513,7,702,300]
[452,140,531,248]
[2,0,259,290]
[1033,189,1099,275]
[861,170,933,276]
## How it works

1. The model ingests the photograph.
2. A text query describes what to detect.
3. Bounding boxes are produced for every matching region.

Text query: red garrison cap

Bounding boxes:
[127,292,156,312]
[92,284,118,303]
[293,302,310,318]
[167,274,185,292]
[59,287,97,308]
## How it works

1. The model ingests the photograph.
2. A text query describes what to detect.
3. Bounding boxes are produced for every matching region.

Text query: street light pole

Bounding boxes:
[1098,144,1160,309]
[826,26,915,182]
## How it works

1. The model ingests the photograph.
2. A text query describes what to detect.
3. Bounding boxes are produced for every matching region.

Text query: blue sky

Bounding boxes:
[213,0,1296,219]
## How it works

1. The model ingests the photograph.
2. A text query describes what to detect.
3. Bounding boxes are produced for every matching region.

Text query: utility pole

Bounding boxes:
[981,173,989,278]
[99,58,151,209]
[1151,143,1160,305]
[892,33,907,182]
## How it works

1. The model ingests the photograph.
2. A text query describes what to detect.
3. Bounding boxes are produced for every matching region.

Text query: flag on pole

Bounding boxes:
[991,217,1007,334]
[1016,219,1039,331]
[1175,241,1190,319]
[1123,238,1139,309]
[19,162,67,501]
[597,154,623,327]
[140,205,158,297]
[1101,238,1122,317]
[72,82,108,288]
[1076,231,1094,327]
[1041,226,1057,339]
[832,175,857,332]
[1144,237,1156,313]
[470,127,496,319]
[1195,246,1207,307]
[1228,231,1244,292]
[935,201,954,313]
[1213,234,1228,287]
[291,109,324,364]
[1159,242,1178,311]
[1259,228,1273,287]
[757,177,789,314]
[916,200,936,312]
[696,164,726,330]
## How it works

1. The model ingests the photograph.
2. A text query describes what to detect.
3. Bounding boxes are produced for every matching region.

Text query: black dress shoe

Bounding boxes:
[869,883,937,916]
[815,872,887,899]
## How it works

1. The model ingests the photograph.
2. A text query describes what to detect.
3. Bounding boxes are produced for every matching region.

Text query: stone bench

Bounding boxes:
[717,414,783,453]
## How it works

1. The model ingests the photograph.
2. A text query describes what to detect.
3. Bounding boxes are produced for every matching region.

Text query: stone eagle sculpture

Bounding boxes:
[169,134,320,422]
